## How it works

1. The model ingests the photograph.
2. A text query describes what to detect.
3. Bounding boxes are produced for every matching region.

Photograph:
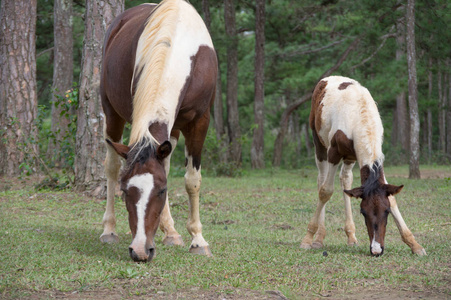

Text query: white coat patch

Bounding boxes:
[127,173,155,245]
[371,237,382,255]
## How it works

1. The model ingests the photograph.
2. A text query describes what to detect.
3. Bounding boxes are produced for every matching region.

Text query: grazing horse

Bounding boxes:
[300,76,426,256]
[99,0,217,262]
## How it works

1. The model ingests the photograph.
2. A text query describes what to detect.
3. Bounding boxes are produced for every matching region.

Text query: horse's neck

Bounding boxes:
[359,162,385,185]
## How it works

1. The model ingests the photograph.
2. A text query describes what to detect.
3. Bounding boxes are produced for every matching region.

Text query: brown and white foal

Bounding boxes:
[300,76,426,256]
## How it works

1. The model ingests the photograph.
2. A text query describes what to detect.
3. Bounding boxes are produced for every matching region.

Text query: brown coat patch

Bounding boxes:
[327,130,357,165]
[310,80,328,161]
[338,82,353,90]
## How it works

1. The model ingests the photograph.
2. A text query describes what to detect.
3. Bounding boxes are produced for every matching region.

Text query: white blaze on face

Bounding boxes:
[127,173,155,246]
[371,236,383,255]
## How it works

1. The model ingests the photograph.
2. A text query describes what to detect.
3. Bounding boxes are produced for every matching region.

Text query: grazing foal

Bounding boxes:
[300,76,426,256]
[99,0,217,262]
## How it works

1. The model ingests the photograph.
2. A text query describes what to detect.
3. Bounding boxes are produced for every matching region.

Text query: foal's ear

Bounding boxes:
[106,139,130,160]
[156,140,172,161]
[344,187,364,199]
[384,184,404,196]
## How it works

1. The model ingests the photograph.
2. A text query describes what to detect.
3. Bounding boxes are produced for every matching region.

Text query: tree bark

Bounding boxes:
[0,0,38,176]
[74,0,124,193]
[202,0,227,163]
[224,0,242,165]
[437,70,446,153]
[251,0,265,169]
[447,59,451,158]
[393,17,409,151]
[406,0,420,179]
[48,0,74,166]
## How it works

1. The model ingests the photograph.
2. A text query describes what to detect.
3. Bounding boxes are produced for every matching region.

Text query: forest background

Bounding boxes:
[0,0,450,192]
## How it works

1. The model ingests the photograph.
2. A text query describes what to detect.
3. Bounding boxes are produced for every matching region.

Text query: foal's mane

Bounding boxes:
[129,0,181,146]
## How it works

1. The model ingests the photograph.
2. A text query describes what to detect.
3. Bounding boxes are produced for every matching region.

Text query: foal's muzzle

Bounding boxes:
[129,247,155,262]
[370,246,384,257]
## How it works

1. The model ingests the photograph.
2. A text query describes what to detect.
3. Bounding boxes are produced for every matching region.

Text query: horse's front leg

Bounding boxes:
[159,134,184,246]
[340,161,358,246]
[388,195,426,256]
[100,139,122,243]
[182,118,212,257]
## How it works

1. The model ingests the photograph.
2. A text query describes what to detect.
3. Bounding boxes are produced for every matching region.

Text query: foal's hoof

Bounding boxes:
[311,242,324,249]
[100,232,119,243]
[300,243,312,249]
[413,247,427,256]
[163,235,185,246]
[189,245,212,257]
[347,241,358,247]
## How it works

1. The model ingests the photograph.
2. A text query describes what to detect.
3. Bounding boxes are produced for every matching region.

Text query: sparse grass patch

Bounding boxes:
[0,166,450,299]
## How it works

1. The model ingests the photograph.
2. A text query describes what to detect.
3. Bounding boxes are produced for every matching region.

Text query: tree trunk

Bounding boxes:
[0,0,38,176]
[251,0,265,169]
[224,0,242,165]
[426,58,433,162]
[48,0,74,167]
[406,0,420,179]
[202,0,227,163]
[302,123,312,157]
[74,0,124,194]
[447,60,451,158]
[393,17,409,152]
[437,70,446,153]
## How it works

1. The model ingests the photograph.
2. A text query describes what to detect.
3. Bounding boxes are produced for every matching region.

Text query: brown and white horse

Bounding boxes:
[300,76,426,256]
[99,0,217,262]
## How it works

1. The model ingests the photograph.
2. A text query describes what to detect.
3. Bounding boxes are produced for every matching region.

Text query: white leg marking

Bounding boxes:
[127,174,154,251]
[341,162,358,245]
[101,142,122,243]
[185,153,208,249]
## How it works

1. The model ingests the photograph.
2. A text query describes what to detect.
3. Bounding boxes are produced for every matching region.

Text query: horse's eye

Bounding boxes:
[159,188,167,197]
[360,209,366,216]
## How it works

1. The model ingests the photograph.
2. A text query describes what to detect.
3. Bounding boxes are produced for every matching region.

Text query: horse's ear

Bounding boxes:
[106,139,130,160]
[384,184,404,196]
[156,140,172,161]
[344,187,364,199]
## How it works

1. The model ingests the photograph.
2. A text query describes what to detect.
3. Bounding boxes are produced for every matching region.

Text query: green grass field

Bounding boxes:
[0,166,450,299]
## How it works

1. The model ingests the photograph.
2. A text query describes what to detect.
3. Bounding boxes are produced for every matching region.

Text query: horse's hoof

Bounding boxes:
[413,248,427,256]
[189,245,212,257]
[163,235,185,246]
[100,232,119,243]
[311,242,323,249]
[300,243,312,249]
[347,241,358,247]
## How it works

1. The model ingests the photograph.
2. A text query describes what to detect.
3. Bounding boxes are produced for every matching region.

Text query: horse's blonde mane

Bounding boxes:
[354,84,385,169]
[129,0,181,146]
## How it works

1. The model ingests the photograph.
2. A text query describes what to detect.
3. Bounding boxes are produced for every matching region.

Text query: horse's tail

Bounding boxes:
[129,0,181,146]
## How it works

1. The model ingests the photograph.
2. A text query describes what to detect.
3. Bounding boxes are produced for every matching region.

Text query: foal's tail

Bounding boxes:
[129,0,181,146]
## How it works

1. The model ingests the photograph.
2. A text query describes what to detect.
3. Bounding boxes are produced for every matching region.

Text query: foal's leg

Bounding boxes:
[182,117,212,256]
[159,133,184,246]
[301,157,339,249]
[100,112,125,243]
[388,195,426,256]
[340,161,358,246]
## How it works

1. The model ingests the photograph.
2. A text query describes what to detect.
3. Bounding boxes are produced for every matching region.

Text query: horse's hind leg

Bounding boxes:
[182,116,212,257]
[100,109,125,243]
[340,161,358,246]
[159,132,184,246]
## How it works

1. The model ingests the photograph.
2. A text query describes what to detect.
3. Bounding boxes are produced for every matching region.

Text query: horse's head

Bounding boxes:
[344,183,403,256]
[107,139,172,262]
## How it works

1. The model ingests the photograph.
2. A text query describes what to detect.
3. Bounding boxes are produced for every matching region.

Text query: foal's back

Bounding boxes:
[310,76,384,166]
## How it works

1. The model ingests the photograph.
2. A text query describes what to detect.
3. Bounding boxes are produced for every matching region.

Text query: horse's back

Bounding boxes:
[311,76,382,145]
[101,4,158,123]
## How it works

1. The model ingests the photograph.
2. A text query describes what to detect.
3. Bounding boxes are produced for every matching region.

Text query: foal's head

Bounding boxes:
[344,165,403,256]
[107,138,172,262]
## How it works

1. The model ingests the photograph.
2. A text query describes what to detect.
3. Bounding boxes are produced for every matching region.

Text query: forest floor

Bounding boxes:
[1,166,450,300]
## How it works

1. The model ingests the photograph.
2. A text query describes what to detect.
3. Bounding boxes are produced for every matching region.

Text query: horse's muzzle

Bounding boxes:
[129,246,155,262]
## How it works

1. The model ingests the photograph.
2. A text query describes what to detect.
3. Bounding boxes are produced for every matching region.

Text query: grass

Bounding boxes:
[0,166,450,299]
